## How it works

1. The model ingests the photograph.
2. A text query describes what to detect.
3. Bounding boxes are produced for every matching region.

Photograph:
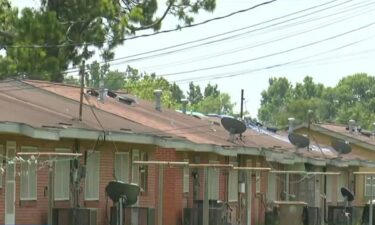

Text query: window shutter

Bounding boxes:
[228,162,238,202]
[115,152,130,182]
[132,150,140,185]
[208,161,219,200]
[267,173,276,202]
[326,175,333,202]
[54,148,70,200]
[183,159,189,193]
[85,151,100,200]
[256,162,261,194]
[0,145,3,188]
[20,146,37,200]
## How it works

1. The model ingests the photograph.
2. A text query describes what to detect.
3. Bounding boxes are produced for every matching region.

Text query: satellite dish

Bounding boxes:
[288,133,310,149]
[331,139,352,154]
[341,187,354,202]
[221,117,246,142]
[105,181,140,206]
[221,117,246,134]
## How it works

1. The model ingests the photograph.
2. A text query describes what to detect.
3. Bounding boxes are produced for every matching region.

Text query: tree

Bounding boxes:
[204,83,220,98]
[170,82,185,103]
[258,77,293,126]
[195,93,234,115]
[187,82,203,104]
[1,0,218,81]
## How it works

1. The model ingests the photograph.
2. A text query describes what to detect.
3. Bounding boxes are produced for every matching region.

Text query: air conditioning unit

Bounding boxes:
[52,208,97,225]
[271,201,307,225]
[110,207,155,225]
[184,200,225,225]
[305,207,320,225]
[327,206,353,225]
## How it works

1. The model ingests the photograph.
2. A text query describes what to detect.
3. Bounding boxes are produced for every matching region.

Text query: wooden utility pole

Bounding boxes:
[240,89,244,119]
[79,60,85,121]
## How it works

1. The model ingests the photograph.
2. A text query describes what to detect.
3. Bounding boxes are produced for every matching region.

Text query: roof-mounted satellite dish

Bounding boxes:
[221,117,246,142]
[106,181,140,225]
[341,187,354,202]
[331,139,352,155]
[106,181,140,205]
[288,133,310,149]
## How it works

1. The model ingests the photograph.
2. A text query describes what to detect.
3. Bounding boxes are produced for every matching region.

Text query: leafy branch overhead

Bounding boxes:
[0,0,216,81]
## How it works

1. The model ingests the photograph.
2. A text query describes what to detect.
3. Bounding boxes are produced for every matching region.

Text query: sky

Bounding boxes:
[13,0,375,118]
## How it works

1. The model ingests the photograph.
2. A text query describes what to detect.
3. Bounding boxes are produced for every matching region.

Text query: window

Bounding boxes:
[183,159,189,193]
[132,149,148,192]
[115,152,130,182]
[267,173,276,202]
[228,162,238,201]
[20,146,37,200]
[85,151,100,200]
[365,176,375,197]
[326,175,333,202]
[54,148,70,200]
[208,161,219,200]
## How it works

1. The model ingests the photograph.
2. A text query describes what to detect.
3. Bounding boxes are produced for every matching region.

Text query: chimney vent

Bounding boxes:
[154,89,162,111]
[181,99,188,114]
[348,119,356,133]
[288,117,295,133]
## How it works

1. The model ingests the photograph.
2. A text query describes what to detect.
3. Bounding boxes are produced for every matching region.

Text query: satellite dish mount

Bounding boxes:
[288,133,310,152]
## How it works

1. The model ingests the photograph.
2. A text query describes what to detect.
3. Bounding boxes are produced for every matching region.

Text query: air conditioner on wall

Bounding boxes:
[52,208,97,225]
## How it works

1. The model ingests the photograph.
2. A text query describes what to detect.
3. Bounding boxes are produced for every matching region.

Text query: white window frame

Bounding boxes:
[84,151,100,201]
[365,175,375,197]
[256,162,261,194]
[326,175,333,202]
[208,161,219,200]
[228,161,238,202]
[20,146,37,201]
[54,148,70,201]
[131,149,140,185]
[115,152,130,183]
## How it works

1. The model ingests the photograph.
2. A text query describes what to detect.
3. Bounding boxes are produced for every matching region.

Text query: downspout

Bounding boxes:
[323,166,327,223]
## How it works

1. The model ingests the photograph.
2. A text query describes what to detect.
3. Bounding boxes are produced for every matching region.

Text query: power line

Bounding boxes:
[4,0,277,49]
[72,0,354,70]
[169,34,375,83]
[140,2,375,70]
[36,0,350,75]
[160,21,375,77]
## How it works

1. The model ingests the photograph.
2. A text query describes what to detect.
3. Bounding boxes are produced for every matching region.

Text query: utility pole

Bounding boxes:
[240,89,244,119]
[79,60,85,121]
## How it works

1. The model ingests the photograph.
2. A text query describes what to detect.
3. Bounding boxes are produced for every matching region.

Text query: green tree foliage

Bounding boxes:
[195,93,234,115]
[258,73,375,129]
[0,0,217,81]
[187,82,203,104]
[204,83,220,98]
[170,82,185,103]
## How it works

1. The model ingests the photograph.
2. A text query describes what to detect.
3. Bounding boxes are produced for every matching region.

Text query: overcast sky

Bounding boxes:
[13,0,375,118]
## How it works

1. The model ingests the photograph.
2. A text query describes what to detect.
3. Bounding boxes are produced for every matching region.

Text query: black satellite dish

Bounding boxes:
[288,133,310,148]
[331,139,352,154]
[341,187,354,202]
[105,181,140,205]
[221,117,246,142]
[221,117,246,134]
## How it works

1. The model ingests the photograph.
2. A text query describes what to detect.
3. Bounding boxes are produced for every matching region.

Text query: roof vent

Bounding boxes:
[181,99,188,114]
[288,117,295,134]
[348,119,356,134]
[154,89,162,111]
[118,96,136,105]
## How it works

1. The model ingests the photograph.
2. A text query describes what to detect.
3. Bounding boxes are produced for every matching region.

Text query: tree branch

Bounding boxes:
[130,0,174,32]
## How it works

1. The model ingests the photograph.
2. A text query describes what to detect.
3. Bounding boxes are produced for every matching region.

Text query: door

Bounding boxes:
[5,142,16,224]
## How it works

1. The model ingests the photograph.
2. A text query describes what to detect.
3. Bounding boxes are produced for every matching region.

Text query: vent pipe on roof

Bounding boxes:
[288,117,295,134]
[98,80,105,103]
[348,119,356,134]
[154,89,162,111]
[181,99,188,114]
